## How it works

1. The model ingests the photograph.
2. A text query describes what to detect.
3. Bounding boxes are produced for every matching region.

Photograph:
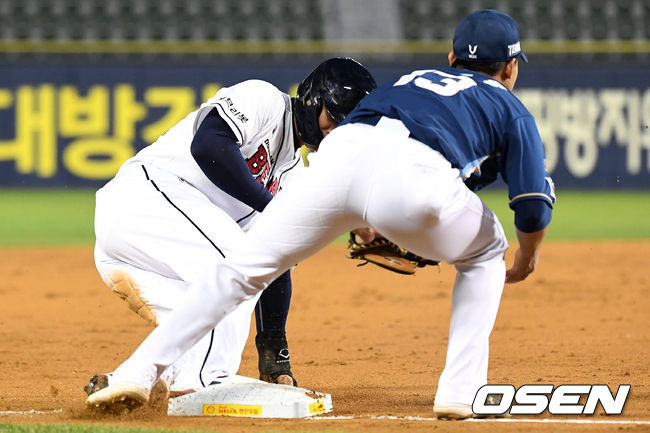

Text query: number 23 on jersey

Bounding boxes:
[393,69,477,96]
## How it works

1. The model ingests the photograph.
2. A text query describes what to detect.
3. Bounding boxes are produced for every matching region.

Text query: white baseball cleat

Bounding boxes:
[86,382,150,414]
[434,394,511,420]
[433,402,474,420]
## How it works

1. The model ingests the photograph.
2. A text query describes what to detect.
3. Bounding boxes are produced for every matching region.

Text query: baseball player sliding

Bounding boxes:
[86,10,554,420]
[88,58,376,396]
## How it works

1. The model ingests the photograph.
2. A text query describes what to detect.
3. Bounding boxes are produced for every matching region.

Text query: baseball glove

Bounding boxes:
[347,232,439,275]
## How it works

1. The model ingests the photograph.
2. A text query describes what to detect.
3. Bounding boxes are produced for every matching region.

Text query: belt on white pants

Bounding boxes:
[353,115,411,139]
[374,116,411,138]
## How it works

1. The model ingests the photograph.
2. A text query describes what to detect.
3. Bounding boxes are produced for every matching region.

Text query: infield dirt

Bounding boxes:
[1,242,648,432]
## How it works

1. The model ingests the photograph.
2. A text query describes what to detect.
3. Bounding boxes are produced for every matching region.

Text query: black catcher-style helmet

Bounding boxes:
[294,57,377,150]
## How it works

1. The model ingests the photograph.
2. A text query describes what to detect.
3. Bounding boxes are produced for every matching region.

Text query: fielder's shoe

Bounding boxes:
[433,403,474,420]
[84,373,111,396]
[86,381,149,414]
[84,373,168,413]
[434,394,510,420]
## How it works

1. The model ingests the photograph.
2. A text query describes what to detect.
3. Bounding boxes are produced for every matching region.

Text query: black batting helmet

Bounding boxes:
[294,57,377,150]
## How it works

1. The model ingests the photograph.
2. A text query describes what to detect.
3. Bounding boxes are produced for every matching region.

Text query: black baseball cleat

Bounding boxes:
[84,374,110,397]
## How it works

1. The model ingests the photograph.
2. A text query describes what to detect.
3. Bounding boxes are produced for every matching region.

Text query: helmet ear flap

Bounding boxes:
[294,72,324,150]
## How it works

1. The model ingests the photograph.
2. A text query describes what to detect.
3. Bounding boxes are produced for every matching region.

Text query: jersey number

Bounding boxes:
[394,69,477,96]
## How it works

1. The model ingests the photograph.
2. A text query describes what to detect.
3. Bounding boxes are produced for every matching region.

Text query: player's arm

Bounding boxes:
[506,199,551,283]
[504,116,555,283]
[254,269,297,386]
[193,108,295,384]
[191,108,273,212]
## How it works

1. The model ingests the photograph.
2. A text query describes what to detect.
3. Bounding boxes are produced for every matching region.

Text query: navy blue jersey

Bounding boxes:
[342,67,555,210]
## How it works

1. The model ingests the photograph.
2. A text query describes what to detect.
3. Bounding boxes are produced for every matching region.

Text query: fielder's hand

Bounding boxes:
[505,227,547,283]
[505,247,538,283]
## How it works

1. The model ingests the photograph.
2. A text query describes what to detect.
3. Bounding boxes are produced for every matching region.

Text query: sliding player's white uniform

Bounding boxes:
[94,80,298,390]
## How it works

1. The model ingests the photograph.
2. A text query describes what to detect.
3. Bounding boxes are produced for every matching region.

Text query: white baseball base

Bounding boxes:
[167,374,333,418]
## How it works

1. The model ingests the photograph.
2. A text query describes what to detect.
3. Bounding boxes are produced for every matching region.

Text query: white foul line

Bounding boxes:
[466,418,650,425]
[312,415,650,425]
[0,409,63,416]
[2,409,647,425]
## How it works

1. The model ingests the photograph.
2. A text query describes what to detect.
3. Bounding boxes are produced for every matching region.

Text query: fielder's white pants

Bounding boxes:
[94,161,260,389]
[113,120,509,406]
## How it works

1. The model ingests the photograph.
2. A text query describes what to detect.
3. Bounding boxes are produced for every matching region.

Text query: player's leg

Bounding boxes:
[103,127,373,391]
[376,186,507,412]
[432,252,505,415]
[356,130,509,412]
[89,262,220,390]
[93,162,258,389]
[94,163,246,281]
[242,209,296,386]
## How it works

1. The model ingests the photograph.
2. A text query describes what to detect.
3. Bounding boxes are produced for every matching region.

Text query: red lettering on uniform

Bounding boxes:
[267,177,279,196]
[246,144,269,176]
[258,163,270,184]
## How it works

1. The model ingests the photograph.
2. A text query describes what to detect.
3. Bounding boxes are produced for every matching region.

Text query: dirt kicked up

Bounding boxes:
[1,242,648,433]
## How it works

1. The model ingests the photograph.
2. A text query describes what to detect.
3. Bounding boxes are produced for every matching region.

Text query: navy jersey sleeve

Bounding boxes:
[502,115,555,232]
[512,199,552,232]
[503,115,555,208]
[191,108,273,212]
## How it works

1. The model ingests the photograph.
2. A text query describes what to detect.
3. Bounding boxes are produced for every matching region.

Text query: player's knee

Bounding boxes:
[106,271,158,326]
